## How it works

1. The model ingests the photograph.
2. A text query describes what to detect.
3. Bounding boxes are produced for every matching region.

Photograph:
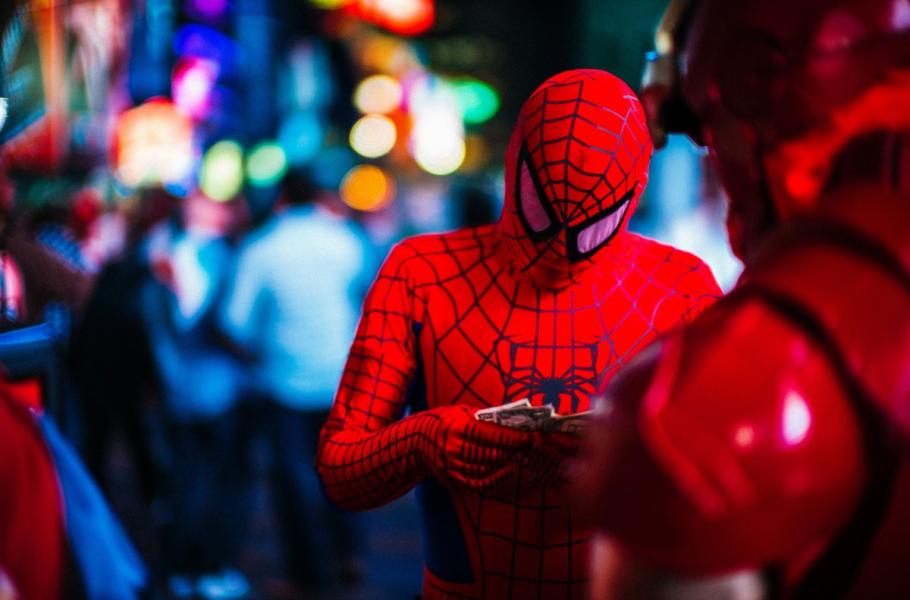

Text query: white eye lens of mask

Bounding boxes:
[0,98,7,131]
[520,159,552,233]
[576,200,630,255]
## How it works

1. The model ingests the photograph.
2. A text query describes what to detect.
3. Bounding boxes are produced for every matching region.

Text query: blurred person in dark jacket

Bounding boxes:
[219,171,374,593]
[140,190,250,600]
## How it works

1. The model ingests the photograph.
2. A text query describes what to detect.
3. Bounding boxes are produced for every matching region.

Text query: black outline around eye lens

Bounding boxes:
[566,185,637,263]
[515,145,560,242]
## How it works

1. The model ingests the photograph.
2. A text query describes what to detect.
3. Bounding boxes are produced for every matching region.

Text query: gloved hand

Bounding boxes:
[524,431,584,488]
[419,404,534,490]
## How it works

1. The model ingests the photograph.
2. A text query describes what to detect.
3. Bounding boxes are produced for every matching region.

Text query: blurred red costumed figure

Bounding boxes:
[0,394,66,600]
[317,69,721,599]
[576,1,910,598]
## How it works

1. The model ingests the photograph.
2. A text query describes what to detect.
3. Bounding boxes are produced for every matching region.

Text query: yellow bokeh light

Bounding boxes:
[414,135,466,175]
[201,141,244,202]
[340,164,395,211]
[354,74,403,114]
[309,0,353,9]
[411,109,465,176]
[349,114,397,158]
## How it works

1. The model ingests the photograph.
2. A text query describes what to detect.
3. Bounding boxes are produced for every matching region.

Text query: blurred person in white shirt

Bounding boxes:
[219,171,374,593]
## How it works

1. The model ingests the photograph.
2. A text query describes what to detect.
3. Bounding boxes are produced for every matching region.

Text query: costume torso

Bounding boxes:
[322,224,718,599]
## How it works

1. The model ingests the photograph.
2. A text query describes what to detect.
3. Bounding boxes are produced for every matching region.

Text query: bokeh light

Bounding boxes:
[340,164,396,211]
[247,142,289,187]
[349,114,397,158]
[354,75,403,114]
[172,57,218,119]
[451,78,500,124]
[309,0,353,7]
[173,24,238,73]
[347,0,435,36]
[357,34,422,74]
[201,140,244,202]
[414,135,465,175]
[410,103,465,175]
[114,100,195,188]
[404,73,457,115]
[186,0,229,21]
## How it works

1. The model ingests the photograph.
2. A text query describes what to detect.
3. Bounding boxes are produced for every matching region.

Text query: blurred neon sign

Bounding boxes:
[114,99,194,188]
[345,0,434,36]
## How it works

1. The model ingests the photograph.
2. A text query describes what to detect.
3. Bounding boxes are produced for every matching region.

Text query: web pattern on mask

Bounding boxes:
[318,224,721,599]
[502,70,654,284]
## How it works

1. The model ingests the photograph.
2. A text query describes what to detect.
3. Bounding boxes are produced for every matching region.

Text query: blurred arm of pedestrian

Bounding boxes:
[216,241,265,364]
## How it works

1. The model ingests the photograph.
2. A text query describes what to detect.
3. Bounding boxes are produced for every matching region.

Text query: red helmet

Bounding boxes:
[496,69,653,289]
[642,0,910,259]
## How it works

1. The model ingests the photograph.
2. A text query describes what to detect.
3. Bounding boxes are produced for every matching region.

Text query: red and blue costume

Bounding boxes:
[317,69,721,599]
[577,1,910,598]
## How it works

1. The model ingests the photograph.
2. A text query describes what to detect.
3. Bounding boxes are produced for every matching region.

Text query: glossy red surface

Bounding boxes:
[678,0,910,260]
[580,1,910,596]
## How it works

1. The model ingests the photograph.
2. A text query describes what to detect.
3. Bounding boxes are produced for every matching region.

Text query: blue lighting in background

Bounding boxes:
[173,24,238,77]
[184,0,229,23]
[233,0,277,139]
[128,0,176,102]
[309,145,357,190]
[164,180,193,198]
[278,111,324,166]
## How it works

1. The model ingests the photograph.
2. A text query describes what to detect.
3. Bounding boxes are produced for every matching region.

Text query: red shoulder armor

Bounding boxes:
[578,294,866,576]
[742,190,910,441]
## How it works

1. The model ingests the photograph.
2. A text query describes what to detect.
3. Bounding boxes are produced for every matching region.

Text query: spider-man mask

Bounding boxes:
[496,69,653,289]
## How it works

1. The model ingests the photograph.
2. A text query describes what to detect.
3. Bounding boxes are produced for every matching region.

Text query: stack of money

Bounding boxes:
[475,399,592,435]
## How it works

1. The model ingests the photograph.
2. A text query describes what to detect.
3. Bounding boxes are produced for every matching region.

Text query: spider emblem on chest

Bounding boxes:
[493,336,600,414]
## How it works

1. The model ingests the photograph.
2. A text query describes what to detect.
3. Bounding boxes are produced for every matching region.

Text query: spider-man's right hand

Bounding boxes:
[318,404,534,510]
[419,404,534,490]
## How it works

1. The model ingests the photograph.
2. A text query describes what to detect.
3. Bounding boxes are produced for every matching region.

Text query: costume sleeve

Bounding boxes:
[316,243,434,510]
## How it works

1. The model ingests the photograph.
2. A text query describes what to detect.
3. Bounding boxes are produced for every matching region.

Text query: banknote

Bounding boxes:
[475,399,594,434]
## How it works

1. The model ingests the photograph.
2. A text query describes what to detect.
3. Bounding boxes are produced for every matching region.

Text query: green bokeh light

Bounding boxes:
[247,141,289,187]
[452,78,500,125]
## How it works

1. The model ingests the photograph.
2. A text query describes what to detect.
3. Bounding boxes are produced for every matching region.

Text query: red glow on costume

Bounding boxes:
[317,69,721,598]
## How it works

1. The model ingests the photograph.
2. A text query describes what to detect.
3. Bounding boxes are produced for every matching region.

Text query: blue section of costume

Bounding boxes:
[408,322,475,584]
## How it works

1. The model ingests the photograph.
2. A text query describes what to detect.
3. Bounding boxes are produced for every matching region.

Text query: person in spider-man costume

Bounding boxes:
[316,68,721,599]
[575,1,910,598]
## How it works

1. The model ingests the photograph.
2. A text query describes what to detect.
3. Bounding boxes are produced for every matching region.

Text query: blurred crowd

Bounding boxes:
[1,165,504,598]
